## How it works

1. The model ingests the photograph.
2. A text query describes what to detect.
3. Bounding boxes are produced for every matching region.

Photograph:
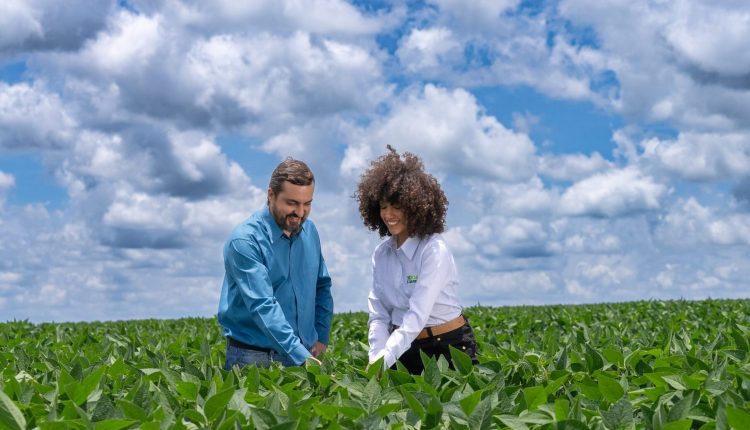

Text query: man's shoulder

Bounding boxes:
[228,210,270,241]
[302,218,319,234]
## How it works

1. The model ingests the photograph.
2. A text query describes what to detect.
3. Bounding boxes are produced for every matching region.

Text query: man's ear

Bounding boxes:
[267,188,274,202]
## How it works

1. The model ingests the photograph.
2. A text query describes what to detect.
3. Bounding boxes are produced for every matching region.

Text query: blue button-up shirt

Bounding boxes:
[218,206,334,365]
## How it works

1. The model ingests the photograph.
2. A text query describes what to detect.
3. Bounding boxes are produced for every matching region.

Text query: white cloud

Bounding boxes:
[34,8,391,135]
[565,280,594,299]
[397,27,462,74]
[0,170,15,210]
[708,214,750,246]
[0,271,21,286]
[475,271,556,300]
[165,0,386,36]
[642,132,750,181]
[0,82,76,150]
[4,0,750,322]
[653,198,714,247]
[81,11,162,75]
[654,197,750,248]
[0,171,14,189]
[0,0,112,53]
[539,152,614,182]
[342,84,537,182]
[558,220,621,254]
[428,0,522,29]
[0,2,43,48]
[559,167,668,217]
[558,0,750,129]
[664,2,750,76]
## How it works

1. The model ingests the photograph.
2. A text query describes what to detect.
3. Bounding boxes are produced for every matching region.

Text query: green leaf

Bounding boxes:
[459,390,483,416]
[584,343,604,371]
[598,374,625,403]
[449,345,474,375]
[183,409,207,426]
[498,415,530,430]
[401,389,426,419]
[312,403,337,421]
[421,351,441,387]
[555,346,570,370]
[424,392,444,428]
[545,372,570,397]
[204,387,235,422]
[522,386,547,411]
[554,398,570,421]
[662,375,687,391]
[661,419,692,430]
[94,419,138,430]
[361,377,381,413]
[176,381,199,402]
[554,419,590,430]
[601,397,633,430]
[727,407,750,430]
[667,392,695,422]
[0,390,26,430]
[72,366,107,405]
[115,399,149,421]
[91,395,117,422]
[730,326,749,352]
[468,395,493,430]
[365,357,385,379]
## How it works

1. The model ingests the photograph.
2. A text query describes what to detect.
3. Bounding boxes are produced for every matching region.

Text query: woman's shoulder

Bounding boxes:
[419,233,454,257]
[422,233,448,247]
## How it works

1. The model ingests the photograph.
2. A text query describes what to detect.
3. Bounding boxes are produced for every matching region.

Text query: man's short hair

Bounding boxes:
[268,158,315,196]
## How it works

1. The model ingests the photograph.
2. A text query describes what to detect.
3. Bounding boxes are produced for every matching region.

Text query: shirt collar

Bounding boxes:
[389,236,420,260]
[261,206,285,242]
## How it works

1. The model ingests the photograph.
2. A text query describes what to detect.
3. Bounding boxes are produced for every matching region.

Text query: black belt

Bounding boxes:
[227,337,272,353]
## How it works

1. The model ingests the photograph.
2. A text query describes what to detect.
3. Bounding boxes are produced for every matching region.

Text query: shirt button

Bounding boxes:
[437,337,441,341]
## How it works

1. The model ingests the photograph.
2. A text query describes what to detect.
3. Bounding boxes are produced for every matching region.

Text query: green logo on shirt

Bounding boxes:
[406,275,418,284]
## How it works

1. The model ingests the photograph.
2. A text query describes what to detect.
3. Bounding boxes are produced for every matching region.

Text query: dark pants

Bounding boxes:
[395,321,479,375]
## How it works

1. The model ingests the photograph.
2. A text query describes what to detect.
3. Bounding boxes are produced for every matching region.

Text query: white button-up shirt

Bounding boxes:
[368,234,463,367]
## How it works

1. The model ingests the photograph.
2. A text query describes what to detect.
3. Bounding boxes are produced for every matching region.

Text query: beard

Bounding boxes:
[270,203,306,235]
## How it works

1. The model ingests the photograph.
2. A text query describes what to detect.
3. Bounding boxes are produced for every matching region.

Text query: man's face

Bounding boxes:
[268,181,314,236]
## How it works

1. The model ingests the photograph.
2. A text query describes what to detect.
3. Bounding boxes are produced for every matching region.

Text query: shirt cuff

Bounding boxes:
[288,343,312,365]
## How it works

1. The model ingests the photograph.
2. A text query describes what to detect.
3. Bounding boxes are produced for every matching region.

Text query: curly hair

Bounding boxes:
[354,146,448,238]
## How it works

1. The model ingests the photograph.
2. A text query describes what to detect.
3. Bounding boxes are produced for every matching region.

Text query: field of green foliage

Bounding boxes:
[2,299,750,429]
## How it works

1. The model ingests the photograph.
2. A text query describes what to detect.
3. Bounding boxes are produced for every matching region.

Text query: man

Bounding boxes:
[218,158,333,368]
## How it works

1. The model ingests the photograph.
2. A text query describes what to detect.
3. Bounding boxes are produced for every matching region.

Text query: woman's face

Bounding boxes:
[380,200,409,246]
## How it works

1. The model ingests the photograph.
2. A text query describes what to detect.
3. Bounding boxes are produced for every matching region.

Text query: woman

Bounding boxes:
[354,146,478,374]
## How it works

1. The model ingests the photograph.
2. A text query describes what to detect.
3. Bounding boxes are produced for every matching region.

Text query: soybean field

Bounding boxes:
[2,299,750,429]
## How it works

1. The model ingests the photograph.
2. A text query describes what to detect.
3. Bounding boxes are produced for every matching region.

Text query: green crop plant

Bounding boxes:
[2,299,750,429]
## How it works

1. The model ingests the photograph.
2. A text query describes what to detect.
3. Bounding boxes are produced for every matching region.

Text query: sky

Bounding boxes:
[1,0,750,323]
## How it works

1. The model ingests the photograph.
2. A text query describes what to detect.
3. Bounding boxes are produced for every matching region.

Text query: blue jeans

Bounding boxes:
[224,343,298,370]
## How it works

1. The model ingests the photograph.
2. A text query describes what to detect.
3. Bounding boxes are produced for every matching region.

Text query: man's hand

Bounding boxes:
[310,341,327,358]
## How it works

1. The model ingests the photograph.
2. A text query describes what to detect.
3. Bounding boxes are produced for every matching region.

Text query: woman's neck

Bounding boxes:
[395,233,409,248]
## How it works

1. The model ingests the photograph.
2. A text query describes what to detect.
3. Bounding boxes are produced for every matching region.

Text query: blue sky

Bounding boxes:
[2,0,750,322]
